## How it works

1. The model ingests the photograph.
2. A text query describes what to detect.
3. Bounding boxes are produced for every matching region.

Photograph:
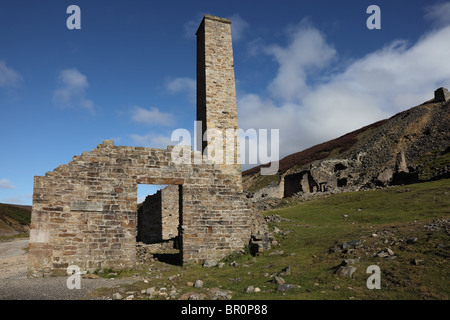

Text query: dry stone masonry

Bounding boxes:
[28,15,269,277]
[136,184,180,244]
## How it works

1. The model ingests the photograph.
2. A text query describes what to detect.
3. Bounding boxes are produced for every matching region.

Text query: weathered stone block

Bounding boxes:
[70,201,103,212]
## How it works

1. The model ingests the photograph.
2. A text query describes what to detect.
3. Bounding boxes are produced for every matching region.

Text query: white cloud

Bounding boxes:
[130,133,173,149]
[0,60,22,88]
[53,68,94,112]
[165,77,196,103]
[264,20,337,102]
[228,13,249,42]
[0,178,16,189]
[130,106,175,126]
[425,1,450,27]
[183,19,200,39]
[238,21,450,160]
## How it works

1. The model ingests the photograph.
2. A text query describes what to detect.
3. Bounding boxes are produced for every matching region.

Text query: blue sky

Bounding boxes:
[1,0,450,205]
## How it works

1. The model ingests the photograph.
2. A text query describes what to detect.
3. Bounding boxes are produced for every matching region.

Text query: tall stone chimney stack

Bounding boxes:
[196,15,242,188]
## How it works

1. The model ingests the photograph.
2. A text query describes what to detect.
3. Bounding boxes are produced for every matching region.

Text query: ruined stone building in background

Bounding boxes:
[28,15,268,277]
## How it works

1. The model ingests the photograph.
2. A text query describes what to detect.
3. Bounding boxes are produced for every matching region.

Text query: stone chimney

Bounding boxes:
[196,15,242,188]
[434,87,450,102]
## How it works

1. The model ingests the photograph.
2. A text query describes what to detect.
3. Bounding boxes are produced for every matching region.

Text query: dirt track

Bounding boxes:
[0,238,140,300]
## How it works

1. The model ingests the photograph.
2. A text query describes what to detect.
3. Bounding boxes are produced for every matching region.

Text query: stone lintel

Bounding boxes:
[136,177,184,185]
[70,201,103,212]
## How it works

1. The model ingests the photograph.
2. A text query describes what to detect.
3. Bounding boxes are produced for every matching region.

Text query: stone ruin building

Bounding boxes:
[28,15,269,277]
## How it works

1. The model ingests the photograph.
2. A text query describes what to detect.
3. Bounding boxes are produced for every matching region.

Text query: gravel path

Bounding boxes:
[0,238,140,300]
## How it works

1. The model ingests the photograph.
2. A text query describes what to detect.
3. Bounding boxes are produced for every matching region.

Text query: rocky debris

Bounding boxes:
[82,273,100,279]
[182,292,207,300]
[278,265,291,276]
[264,214,293,223]
[194,280,203,288]
[335,266,357,278]
[136,242,154,262]
[245,285,260,293]
[203,259,217,268]
[269,250,284,256]
[375,248,396,259]
[411,259,423,266]
[272,227,292,236]
[112,293,123,300]
[246,285,254,293]
[254,198,286,212]
[341,239,364,250]
[341,258,360,266]
[272,276,285,285]
[210,287,232,300]
[330,239,364,253]
[277,284,299,292]
[146,287,157,296]
[406,237,418,244]
[249,233,272,255]
[423,219,450,233]
[181,288,231,300]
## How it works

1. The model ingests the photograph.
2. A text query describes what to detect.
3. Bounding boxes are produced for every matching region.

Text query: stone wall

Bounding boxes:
[28,141,256,276]
[434,87,450,102]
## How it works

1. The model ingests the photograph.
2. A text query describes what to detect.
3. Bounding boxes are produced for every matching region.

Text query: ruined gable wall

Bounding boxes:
[28,141,253,276]
[28,14,269,277]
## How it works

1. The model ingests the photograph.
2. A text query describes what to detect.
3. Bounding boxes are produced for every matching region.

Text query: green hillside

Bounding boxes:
[0,203,31,239]
[88,178,450,300]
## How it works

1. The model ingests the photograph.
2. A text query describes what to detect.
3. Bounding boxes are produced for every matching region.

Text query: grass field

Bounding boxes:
[90,179,450,300]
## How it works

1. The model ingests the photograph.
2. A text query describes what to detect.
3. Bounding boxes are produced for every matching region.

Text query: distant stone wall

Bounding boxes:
[434,87,450,102]
[137,184,180,244]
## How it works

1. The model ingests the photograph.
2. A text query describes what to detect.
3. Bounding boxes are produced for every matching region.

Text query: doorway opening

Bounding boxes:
[136,184,183,265]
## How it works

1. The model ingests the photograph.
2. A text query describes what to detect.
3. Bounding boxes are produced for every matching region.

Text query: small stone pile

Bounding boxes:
[423,219,450,233]
[264,214,293,223]
[136,241,178,263]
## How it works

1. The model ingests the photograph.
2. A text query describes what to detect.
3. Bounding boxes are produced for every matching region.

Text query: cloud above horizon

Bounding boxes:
[0,60,22,88]
[425,1,450,27]
[129,132,173,149]
[130,106,175,127]
[52,68,94,112]
[165,77,196,104]
[0,178,15,189]
[237,15,450,160]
